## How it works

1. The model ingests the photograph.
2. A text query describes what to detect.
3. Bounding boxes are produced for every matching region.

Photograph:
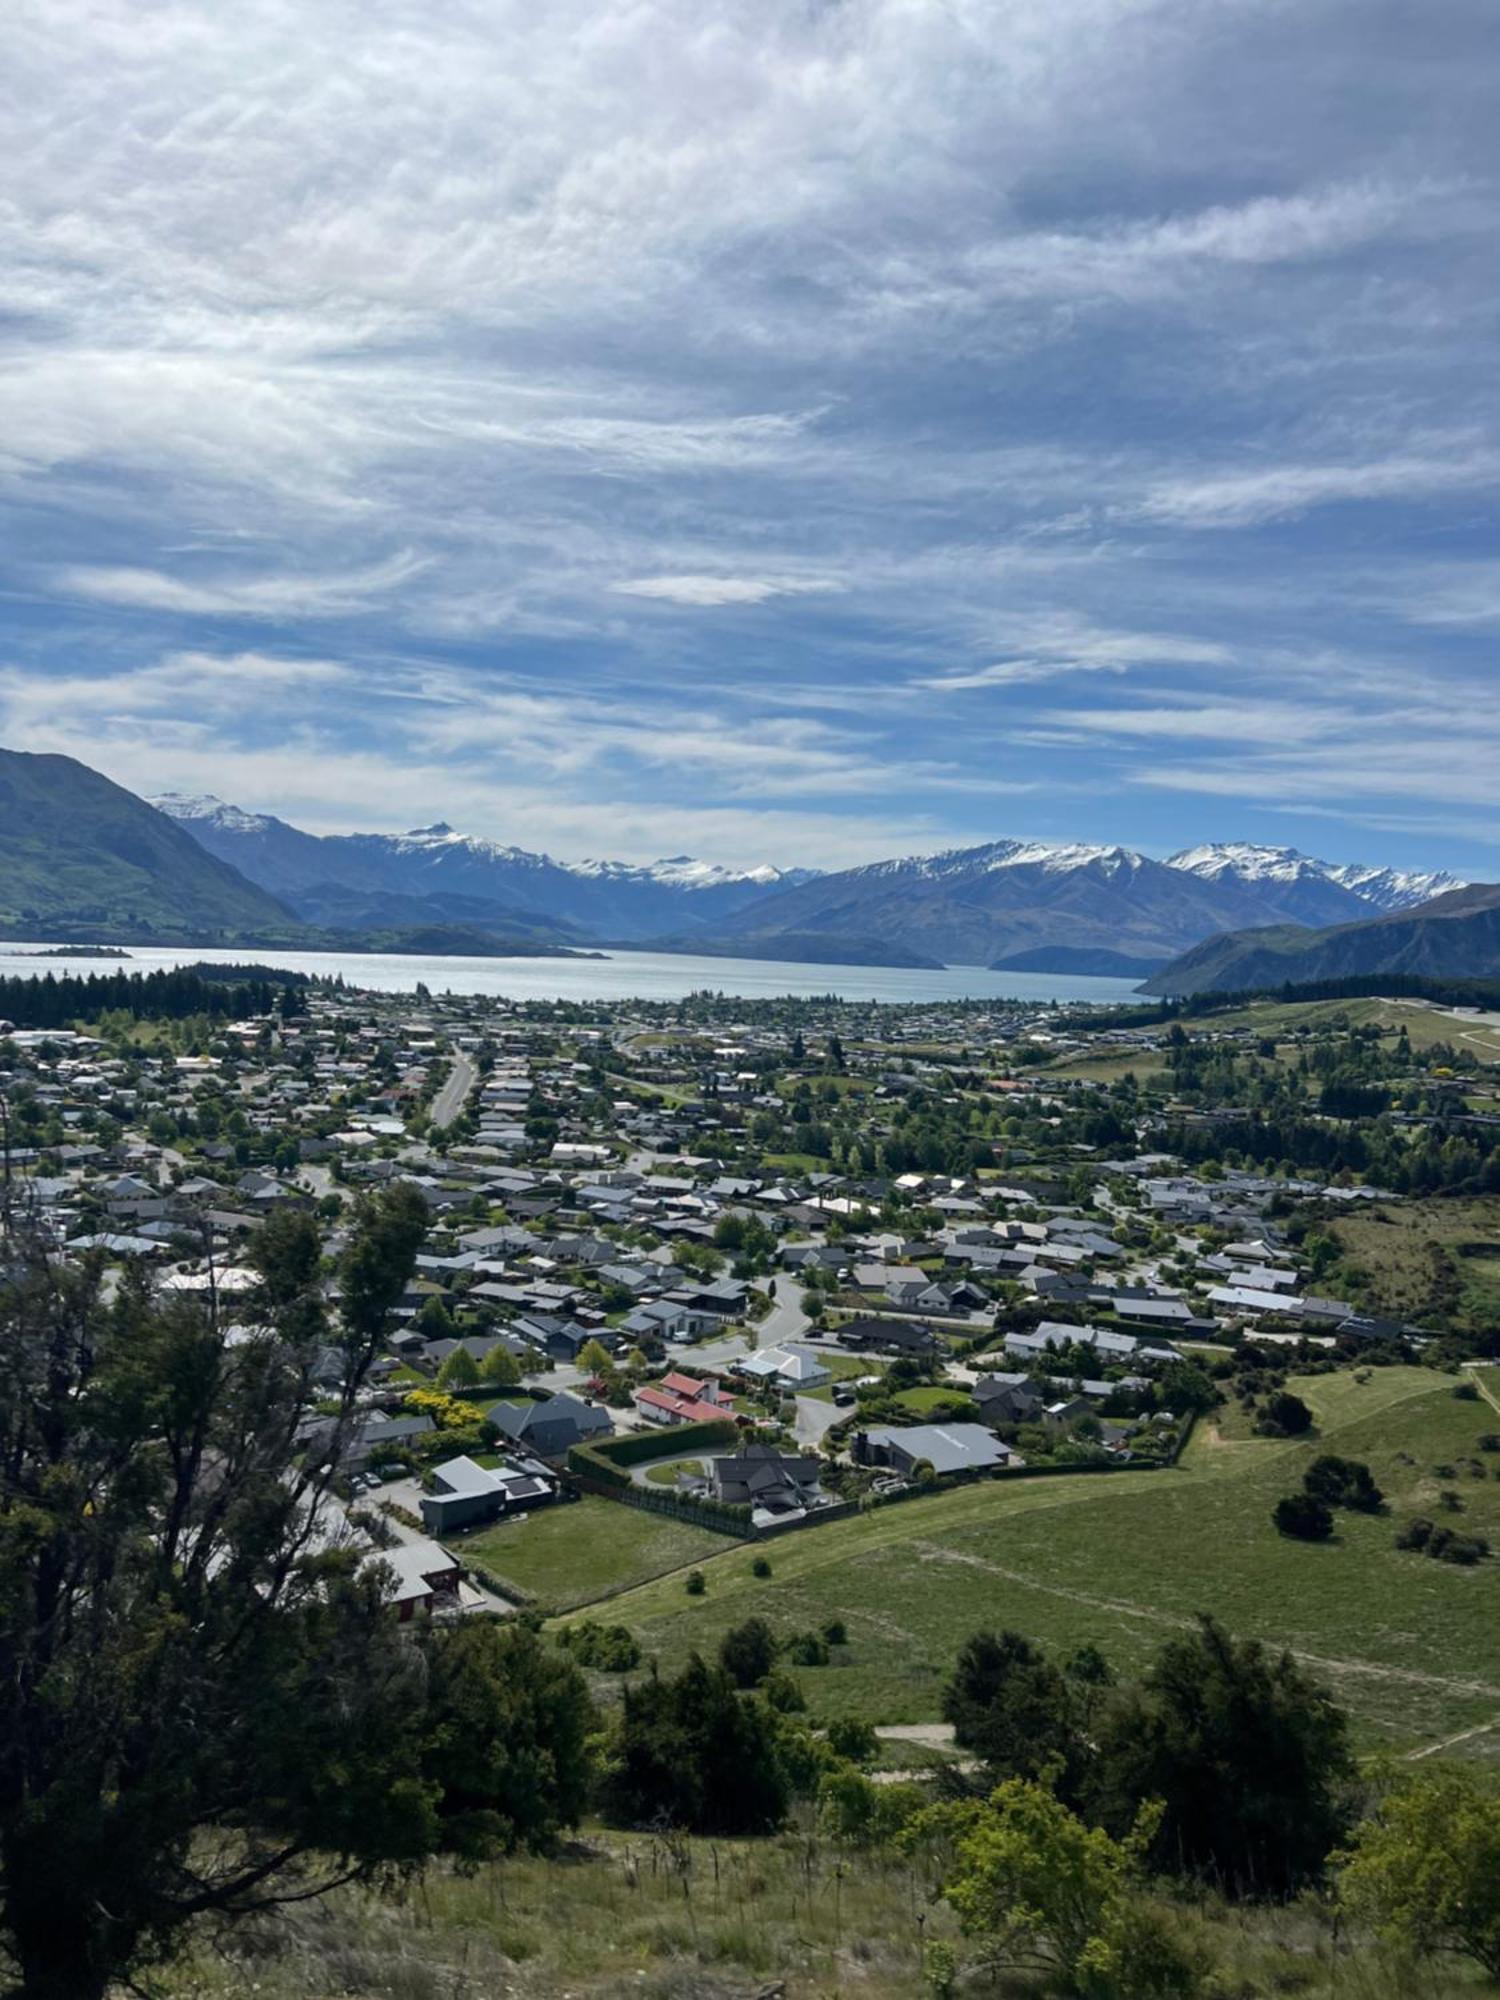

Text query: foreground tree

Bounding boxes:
[602,1656,789,1834]
[934,1780,1205,1998]
[0,1187,582,2000]
[1338,1769,1500,1980]
[942,1630,1085,1799]
[1090,1616,1353,1896]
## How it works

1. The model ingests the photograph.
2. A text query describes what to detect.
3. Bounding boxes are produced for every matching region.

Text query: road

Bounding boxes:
[793,1394,843,1447]
[429,1049,477,1130]
[753,1277,811,1349]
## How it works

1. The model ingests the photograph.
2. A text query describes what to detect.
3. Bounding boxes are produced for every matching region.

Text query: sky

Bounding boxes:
[2,0,1498,874]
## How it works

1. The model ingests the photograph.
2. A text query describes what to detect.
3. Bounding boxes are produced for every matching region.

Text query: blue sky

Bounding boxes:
[2,0,1497,873]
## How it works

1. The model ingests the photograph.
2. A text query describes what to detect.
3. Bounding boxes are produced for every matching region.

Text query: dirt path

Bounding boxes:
[1405,1714,1500,1761]
[910,1540,1500,1702]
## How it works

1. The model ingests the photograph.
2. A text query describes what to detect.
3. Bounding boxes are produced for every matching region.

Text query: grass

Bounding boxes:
[892,1385,977,1415]
[584,1366,1500,1759]
[164,1825,1495,2000]
[1324,1196,1500,1330]
[460,1497,729,1611]
[643,1456,705,1487]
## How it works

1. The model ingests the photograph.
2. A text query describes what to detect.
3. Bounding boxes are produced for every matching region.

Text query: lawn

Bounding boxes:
[461,1496,730,1611]
[893,1385,978,1415]
[642,1455,704,1486]
[585,1366,1500,1759]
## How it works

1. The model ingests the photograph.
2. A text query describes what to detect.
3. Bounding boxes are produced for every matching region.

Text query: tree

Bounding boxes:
[1274,1491,1335,1540]
[436,1344,480,1388]
[942,1631,1085,1799]
[1090,1616,1353,1896]
[1339,1770,1500,1980]
[937,1780,1204,1998]
[1255,1389,1313,1437]
[419,1620,593,1862]
[0,1188,550,2000]
[414,1293,458,1343]
[719,1616,777,1688]
[602,1656,789,1835]
[577,1337,615,1378]
[1303,1454,1383,1513]
[479,1342,522,1387]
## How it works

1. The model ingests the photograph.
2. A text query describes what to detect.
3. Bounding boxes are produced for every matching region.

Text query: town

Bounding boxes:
[4,970,1496,1626]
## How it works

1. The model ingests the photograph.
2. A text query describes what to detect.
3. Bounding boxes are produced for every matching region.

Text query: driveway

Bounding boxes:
[793,1394,843,1448]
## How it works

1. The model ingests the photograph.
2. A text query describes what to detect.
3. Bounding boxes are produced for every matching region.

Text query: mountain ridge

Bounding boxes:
[1144,882,1500,996]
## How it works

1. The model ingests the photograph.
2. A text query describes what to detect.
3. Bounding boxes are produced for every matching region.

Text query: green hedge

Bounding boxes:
[587,1417,740,1468]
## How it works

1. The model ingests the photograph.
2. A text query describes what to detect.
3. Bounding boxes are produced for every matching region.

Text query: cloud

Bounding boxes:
[52,555,428,619]
[612,574,843,606]
[1138,444,1500,529]
[1,0,1497,873]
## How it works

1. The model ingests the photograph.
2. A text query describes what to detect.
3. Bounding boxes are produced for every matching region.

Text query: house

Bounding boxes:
[971,1376,1046,1426]
[736,1345,831,1390]
[860,1423,1019,1478]
[419,1454,556,1535]
[378,1537,464,1622]
[633,1372,738,1427]
[709,1441,824,1520]
[348,1412,435,1467]
[836,1316,942,1359]
[487,1392,613,1459]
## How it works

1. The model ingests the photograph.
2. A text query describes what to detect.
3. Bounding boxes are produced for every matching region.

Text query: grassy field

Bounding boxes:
[461,1497,731,1610]
[1325,1196,1500,1329]
[582,1367,1500,1760]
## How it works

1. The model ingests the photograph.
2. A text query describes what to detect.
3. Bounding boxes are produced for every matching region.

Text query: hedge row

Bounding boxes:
[570,1472,751,1538]
[586,1417,740,1468]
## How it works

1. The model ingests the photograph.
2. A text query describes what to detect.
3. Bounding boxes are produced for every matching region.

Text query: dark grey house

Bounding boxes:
[487,1392,613,1459]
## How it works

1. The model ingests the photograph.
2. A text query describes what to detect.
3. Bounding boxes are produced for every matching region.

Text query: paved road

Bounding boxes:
[430,1049,477,1130]
[753,1278,811,1349]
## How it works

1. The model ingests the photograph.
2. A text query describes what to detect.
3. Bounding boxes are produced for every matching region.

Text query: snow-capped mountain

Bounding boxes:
[153,795,1470,969]
[1168,843,1464,917]
[696,838,1471,969]
[153,796,814,941]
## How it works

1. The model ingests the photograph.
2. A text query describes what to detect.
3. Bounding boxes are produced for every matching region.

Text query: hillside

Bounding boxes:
[1146,882,1500,995]
[0,750,298,941]
[585,1366,1500,1756]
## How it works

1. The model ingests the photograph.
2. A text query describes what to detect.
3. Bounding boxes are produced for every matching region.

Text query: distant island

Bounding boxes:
[20,944,132,960]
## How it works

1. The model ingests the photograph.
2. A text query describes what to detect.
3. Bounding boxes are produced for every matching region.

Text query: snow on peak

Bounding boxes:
[1170,843,1466,910]
[153,793,274,835]
[1168,843,1323,885]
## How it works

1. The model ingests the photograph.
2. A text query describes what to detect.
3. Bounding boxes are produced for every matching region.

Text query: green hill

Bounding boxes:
[1146,882,1500,995]
[584,1366,1500,1758]
[0,748,298,941]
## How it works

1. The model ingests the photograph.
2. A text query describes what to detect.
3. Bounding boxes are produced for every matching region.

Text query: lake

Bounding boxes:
[0,941,1144,1007]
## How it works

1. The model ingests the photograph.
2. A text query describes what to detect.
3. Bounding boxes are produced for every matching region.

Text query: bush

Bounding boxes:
[760,1669,806,1713]
[1395,1516,1434,1551]
[751,1554,772,1578]
[783,1630,830,1667]
[1303,1454,1383,1513]
[684,1569,706,1596]
[825,1716,878,1765]
[602,1656,790,1835]
[1452,1381,1480,1401]
[1275,1492,1335,1540]
[1339,1769,1500,1979]
[1255,1390,1313,1437]
[1477,1432,1500,1452]
[821,1617,848,1646]
[556,1621,640,1671]
[719,1616,777,1688]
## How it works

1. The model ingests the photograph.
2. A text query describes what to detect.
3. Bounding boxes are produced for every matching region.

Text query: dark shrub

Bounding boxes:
[1275,1492,1335,1541]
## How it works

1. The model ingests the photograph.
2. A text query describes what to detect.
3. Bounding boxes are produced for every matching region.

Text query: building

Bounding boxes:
[487,1391,613,1459]
[861,1423,1019,1478]
[419,1454,555,1535]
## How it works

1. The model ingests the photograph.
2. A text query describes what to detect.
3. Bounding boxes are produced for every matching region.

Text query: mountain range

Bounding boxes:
[153,795,816,945]
[0,747,1481,979]
[152,794,1464,968]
